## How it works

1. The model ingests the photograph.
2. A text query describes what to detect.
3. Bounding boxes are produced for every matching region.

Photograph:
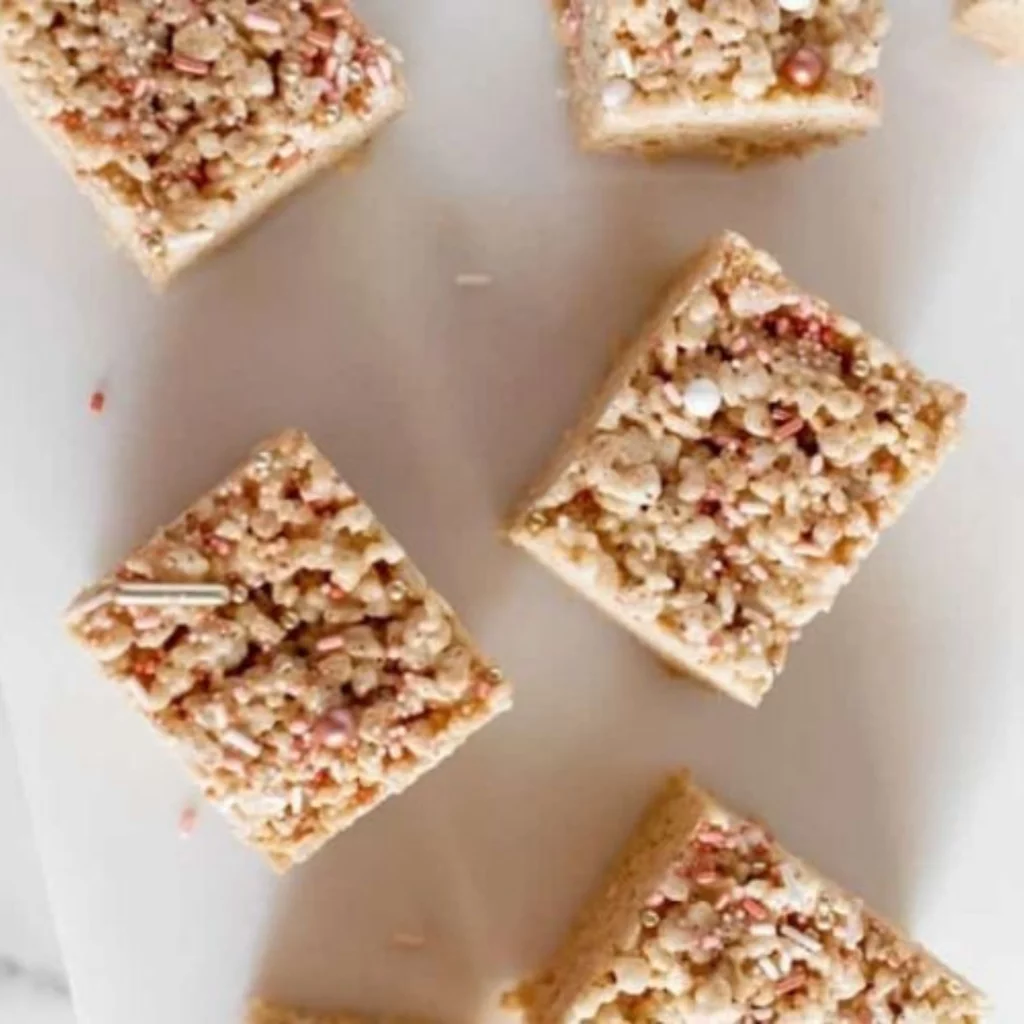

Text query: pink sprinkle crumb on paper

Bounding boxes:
[391,931,426,950]
[178,806,198,838]
[89,390,106,414]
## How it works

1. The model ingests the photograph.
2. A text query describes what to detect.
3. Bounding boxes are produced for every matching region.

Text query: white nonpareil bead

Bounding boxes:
[601,77,634,110]
[682,377,723,419]
[779,0,813,11]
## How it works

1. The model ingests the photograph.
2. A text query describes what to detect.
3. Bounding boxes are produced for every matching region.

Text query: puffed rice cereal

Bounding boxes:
[0,0,405,283]
[508,231,965,706]
[512,772,987,1024]
[552,0,889,163]
[66,429,511,870]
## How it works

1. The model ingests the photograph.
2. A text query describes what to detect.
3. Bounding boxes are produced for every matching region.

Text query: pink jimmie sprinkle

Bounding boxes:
[315,633,346,653]
[178,805,198,838]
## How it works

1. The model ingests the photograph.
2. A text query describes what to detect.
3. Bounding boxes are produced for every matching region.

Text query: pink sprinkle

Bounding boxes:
[315,633,346,653]
[696,826,728,848]
[305,28,334,50]
[171,53,210,76]
[178,806,198,837]
[318,0,350,17]
[311,708,354,749]
[89,389,106,413]
[742,898,770,921]
[775,416,805,441]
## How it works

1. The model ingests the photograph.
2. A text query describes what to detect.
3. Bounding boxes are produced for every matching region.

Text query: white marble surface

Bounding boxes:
[0,705,75,1024]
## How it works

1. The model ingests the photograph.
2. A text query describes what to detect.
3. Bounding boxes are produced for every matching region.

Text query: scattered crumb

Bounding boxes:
[89,389,106,414]
[455,273,493,288]
[391,931,426,950]
[555,86,570,101]
[178,805,198,838]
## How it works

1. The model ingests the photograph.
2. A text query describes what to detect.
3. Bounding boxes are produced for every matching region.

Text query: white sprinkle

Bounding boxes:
[601,77,634,110]
[758,957,781,981]
[780,924,823,953]
[612,46,635,77]
[391,931,426,950]
[164,228,215,255]
[779,0,813,11]
[243,10,282,32]
[223,729,261,759]
[749,922,777,937]
[455,273,493,288]
[288,787,304,815]
[681,377,722,419]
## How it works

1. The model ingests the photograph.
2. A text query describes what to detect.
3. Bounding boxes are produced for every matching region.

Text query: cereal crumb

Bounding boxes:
[455,273,493,288]
[178,805,198,838]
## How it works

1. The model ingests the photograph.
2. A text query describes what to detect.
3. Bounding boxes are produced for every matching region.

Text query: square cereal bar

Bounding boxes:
[955,0,1024,61]
[66,429,511,870]
[508,232,964,707]
[514,772,986,1024]
[249,1000,426,1024]
[0,0,404,285]
[553,0,889,163]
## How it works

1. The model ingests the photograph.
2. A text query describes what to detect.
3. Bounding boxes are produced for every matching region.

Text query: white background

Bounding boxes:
[0,0,1021,1021]
[0,705,74,1024]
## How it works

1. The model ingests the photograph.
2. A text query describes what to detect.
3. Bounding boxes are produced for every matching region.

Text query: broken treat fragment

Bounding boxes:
[551,0,889,163]
[514,772,987,1024]
[67,429,511,870]
[955,0,1024,62]
[509,231,965,706]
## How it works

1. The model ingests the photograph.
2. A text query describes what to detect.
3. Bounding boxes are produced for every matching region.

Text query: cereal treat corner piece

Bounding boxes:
[248,1000,429,1024]
[516,772,987,1024]
[955,0,1024,61]
[0,0,405,285]
[554,0,889,163]
[66,429,511,871]
[508,232,964,707]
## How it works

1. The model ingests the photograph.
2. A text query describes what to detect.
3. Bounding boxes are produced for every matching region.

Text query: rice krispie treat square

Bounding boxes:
[514,772,987,1024]
[955,0,1024,61]
[508,232,965,707]
[249,1000,425,1024]
[553,0,889,163]
[66,429,511,870]
[0,0,405,284]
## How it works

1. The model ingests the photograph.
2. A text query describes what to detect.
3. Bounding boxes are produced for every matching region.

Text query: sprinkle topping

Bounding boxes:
[601,77,635,110]
[681,378,723,419]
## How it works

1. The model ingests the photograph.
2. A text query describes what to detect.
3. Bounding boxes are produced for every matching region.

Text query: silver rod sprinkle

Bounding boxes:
[113,582,231,607]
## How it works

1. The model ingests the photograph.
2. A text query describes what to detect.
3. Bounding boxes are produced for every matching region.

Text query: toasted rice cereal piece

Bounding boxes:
[514,772,987,1024]
[0,0,405,284]
[66,429,511,870]
[955,0,1024,61]
[552,0,889,163]
[508,231,965,706]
